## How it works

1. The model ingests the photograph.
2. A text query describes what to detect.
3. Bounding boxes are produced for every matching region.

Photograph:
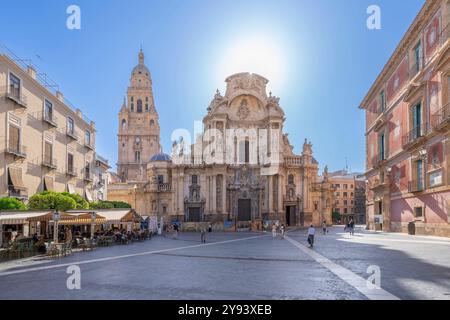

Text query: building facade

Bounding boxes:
[360,0,450,236]
[117,50,161,183]
[329,171,366,224]
[0,48,96,201]
[92,154,111,201]
[109,58,334,230]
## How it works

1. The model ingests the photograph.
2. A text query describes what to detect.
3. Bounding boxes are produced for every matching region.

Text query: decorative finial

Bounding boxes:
[138,48,144,64]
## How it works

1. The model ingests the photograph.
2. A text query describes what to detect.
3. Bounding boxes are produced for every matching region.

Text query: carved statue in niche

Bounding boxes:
[237,99,250,120]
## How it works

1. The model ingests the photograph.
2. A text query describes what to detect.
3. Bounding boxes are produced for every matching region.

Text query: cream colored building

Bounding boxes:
[0,47,96,201]
[109,53,334,230]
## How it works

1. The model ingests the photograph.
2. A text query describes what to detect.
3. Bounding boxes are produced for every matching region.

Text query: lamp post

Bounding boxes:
[90,211,96,240]
[53,210,60,243]
[134,184,138,211]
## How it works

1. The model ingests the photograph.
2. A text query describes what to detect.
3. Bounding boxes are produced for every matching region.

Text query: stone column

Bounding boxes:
[268,175,273,216]
[278,174,283,219]
[222,174,227,215]
[212,175,217,215]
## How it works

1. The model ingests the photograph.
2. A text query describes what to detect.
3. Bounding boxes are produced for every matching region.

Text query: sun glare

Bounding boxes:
[219,35,287,91]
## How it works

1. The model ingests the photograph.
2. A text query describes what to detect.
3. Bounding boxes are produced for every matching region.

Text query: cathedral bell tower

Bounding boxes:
[117,49,161,182]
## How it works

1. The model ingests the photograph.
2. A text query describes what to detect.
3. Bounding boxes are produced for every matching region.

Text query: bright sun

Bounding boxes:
[219,35,286,91]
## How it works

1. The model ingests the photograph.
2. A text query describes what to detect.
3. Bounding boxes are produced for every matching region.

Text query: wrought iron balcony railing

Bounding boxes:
[431,103,450,132]
[408,179,424,193]
[402,123,429,148]
[43,112,58,127]
[2,86,28,108]
[66,166,78,177]
[42,156,57,169]
[6,144,27,158]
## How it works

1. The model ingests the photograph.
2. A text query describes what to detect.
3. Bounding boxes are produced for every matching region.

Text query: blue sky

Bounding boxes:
[1,0,425,173]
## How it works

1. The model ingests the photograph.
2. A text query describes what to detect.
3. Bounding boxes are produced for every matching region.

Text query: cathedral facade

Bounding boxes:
[108,51,334,230]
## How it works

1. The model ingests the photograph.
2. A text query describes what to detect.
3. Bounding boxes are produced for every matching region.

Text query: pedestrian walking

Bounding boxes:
[322,220,327,235]
[280,224,286,239]
[173,223,179,239]
[349,219,355,236]
[272,224,277,239]
[201,228,206,243]
[307,225,316,248]
[208,223,212,233]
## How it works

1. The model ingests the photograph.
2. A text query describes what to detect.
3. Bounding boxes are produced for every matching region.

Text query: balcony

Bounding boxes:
[66,166,78,177]
[408,180,424,193]
[370,178,389,192]
[5,144,27,158]
[158,183,172,192]
[285,156,302,167]
[43,113,58,127]
[402,123,429,150]
[8,186,28,200]
[84,141,95,151]
[42,156,57,170]
[3,86,28,108]
[431,103,450,133]
[66,129,78,141]
[373,153,387,168]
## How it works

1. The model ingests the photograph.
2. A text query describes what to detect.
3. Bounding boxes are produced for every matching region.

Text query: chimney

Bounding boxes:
[27,66,36,79]
[76,108,83,118]
[56,91,64,102]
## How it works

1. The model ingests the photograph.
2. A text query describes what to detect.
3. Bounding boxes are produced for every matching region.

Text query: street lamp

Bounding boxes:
[133,184,138,210]
[53,210,60,243]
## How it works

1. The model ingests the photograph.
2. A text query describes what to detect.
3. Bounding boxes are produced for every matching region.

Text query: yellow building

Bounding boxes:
[0,46,96,201]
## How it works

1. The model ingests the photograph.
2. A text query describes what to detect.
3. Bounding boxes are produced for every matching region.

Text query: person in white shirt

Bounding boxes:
[307,225,316,248]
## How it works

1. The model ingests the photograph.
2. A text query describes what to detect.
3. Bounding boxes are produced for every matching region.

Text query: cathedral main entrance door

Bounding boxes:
[238,199,251,222]
[188,207,201,222]
[285,206,296,227]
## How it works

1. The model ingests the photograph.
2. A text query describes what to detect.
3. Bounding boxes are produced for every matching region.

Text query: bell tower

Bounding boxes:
[117,49,161,182]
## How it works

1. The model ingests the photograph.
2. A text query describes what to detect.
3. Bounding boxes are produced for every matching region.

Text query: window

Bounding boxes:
[288,174,294,185]
[344,200,348,206]
[414,207,423,218]
[379,133,385,160]
[44,99,53,121]
[137,99,143,113]
[8,124,20,153]
[145,103,149,111]
[150,119,155,127]
[343,192,348,197]
[85,162,91,178]
[135,151,141,162]
[414,41,422,73]
[68,153,74,172]
[67,117,75,135]
[192,175,198,185]
[351,192,354,197]
[239,140,250,163]
[417,159,424,191]
[344,208,348,214]
[9,73,21,99]
[429,170,443,187]
[335,184,341,189]
[85,130,91,146]
[412,102,422,138]
[344,184,348,190]
[158,175,164,184]
[335,192,340,197]
[379,91,385,113]
[44,141,52,164]
[131,103,134,111]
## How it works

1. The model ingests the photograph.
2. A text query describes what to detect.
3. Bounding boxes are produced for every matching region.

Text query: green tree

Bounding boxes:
[110,201,131,209]
[332,211,341,223]
[28,192,77,211]
[89,201,114,209]
[61,192,89,209]
[0,197,27,210]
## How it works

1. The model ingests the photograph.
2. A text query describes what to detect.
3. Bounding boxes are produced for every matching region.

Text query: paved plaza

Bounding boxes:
[1,226,450,300]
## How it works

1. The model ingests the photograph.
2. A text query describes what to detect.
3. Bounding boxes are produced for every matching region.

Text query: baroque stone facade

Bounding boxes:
[109,55,334,229]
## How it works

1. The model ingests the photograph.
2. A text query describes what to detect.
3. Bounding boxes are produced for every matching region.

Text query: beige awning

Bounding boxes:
[85,189,93,202]
[59,212,106,225]
[67,183,75,194]
[0,211,53,224]
[8,167,26,191]
[44,176,54,191]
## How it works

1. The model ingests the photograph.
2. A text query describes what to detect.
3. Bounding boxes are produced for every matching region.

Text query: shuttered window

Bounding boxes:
[44,141,52,164]
[8,125,20,152]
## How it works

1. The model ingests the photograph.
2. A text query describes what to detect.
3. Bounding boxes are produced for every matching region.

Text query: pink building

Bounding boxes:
[360,0,450,237]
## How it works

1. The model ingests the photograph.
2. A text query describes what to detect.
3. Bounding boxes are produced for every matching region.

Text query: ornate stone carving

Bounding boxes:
[237,99,250,120]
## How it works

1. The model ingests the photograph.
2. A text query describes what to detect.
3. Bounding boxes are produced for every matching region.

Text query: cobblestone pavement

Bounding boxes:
[0,226,450,300]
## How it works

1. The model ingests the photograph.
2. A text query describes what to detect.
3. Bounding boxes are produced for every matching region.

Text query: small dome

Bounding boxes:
[131,49,151,78]
[150,152,171,162]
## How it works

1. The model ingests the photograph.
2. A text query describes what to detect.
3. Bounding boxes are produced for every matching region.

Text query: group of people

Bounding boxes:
[344,218,355,235]
[271,223,286,239]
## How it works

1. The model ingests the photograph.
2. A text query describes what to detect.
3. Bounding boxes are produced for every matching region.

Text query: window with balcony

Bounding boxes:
[135,151,141,162]
[8,124,21,155]
[85,130,91,147]
[67,153,74,174]
[192,175,198,185]
[158,175,164,184]
[67,117,75,136]
[411,102,423,139]
[416,159,424,191]
[44,99,54,123]
[44,141,53,167]
[9,72,21,99]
